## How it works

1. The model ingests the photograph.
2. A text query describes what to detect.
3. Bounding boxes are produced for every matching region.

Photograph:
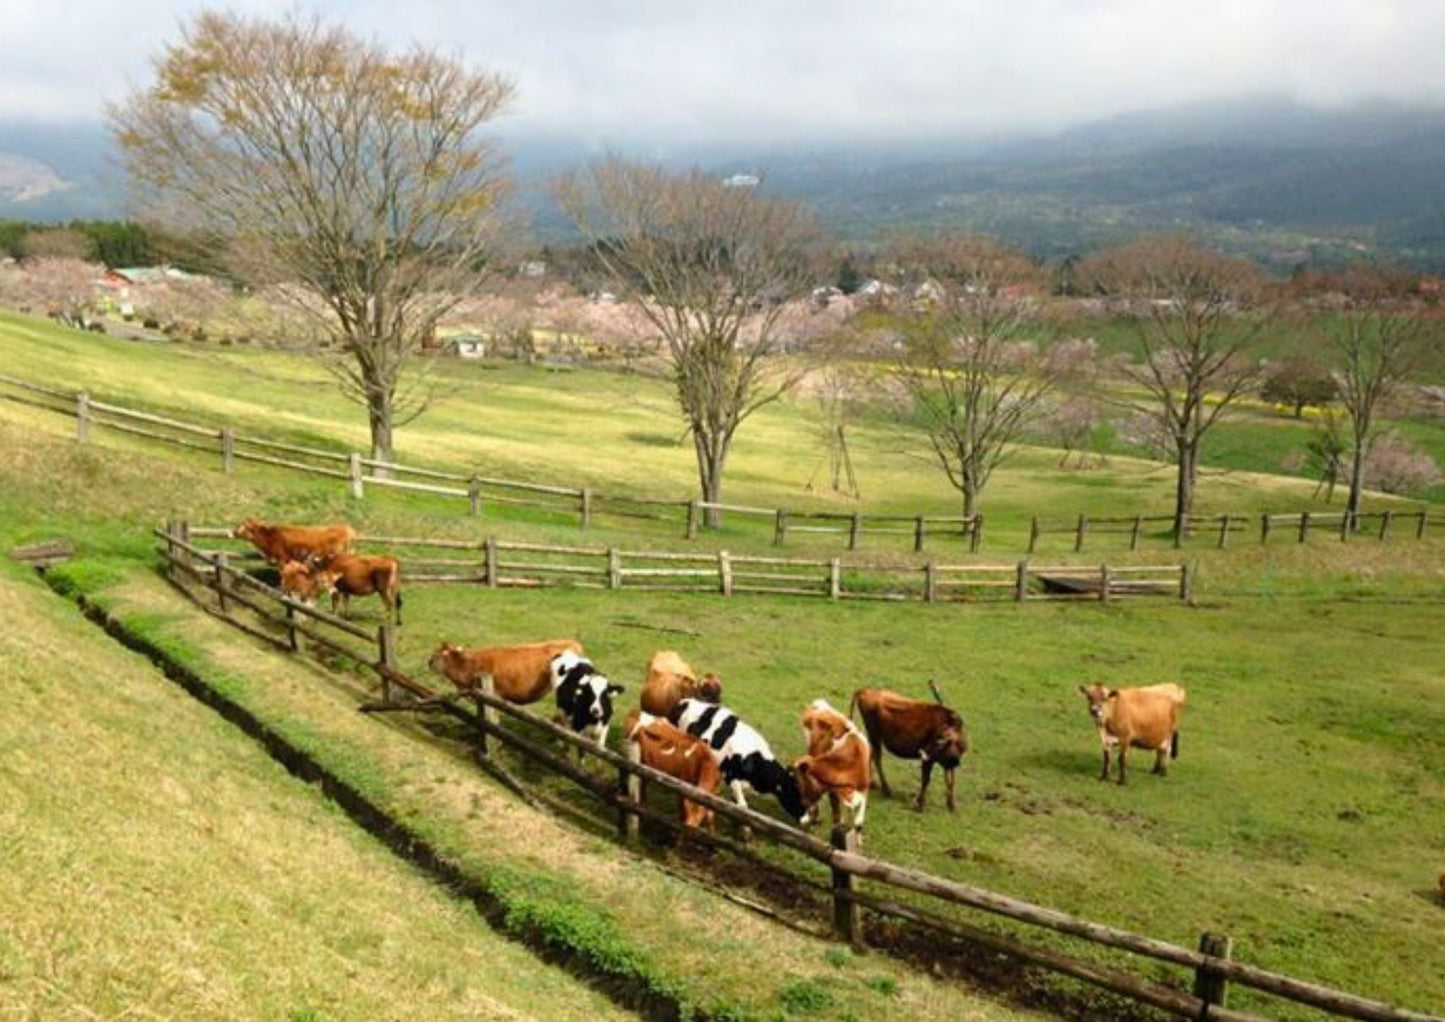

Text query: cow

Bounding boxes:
[639,650,722,717]
[427,639,583,703]
[1077,683,1186,784]
[550,650,624,752]
[234,517,356,567]
[280,555,402,624]
[670,698,806,824]
[793,699,870,832]
[627,713,722,832]
[849,687,968,811]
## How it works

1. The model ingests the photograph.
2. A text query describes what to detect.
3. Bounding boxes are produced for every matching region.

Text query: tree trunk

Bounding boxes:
[1174,441,1198,539]
[1345,442,1367,528]
[695,430,729,528]
[961,469,980,521]
[368,397,395,478]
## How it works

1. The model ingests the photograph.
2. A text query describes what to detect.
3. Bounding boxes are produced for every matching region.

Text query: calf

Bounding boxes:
[282,554,402,624]
[670,698,806,823]
[628,713,722,832]
[794,699,870,832]
[1077,683,1186,784]
[850,688,968,811]
[639,650,722,717]
[427,639,583,703]
[235,517,355,566]
[551,650,624,751]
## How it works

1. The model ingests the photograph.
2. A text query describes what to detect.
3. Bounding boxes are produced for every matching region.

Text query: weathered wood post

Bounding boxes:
[1028,516,1040,554]
[619,740,642,842]
[913,515,926,553]
[924,560,937,603]
[1075,514,1088,553]
[212,551,229,612]
[163,518,178,582]
[1099,564,1110,603]
[774,509,788,546]
[1298,511,1311,543]
[484,537,498,588]
[830,827,862,947]
[475,673,497,761]
[348,452,364,500]
[608,548,622,590]
[285,602,299,651]
[1417,509,1429,539]
[468,475,481,517]
[178,520,193,574]
[580,486,592,529]
[848,512,861,551]
[1192,932,1233,1012]
[1261,514,1272,544]
[686,499,700,540]
[220,427,235,473]
[1181,561,1196,603]
[1379,509,1392,540]
[829,557,842,600]
[377,623,398,703]
[718,550,733,597]
[1014,560,1029,603]
[1218,514,1231,549]
[1130,514,1142,551]
[75,390,90,443]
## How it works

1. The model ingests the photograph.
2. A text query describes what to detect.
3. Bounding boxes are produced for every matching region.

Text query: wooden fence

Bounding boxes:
[1028,508,1436,553]
[152,524,1442,1022]
[185,523,1188,604]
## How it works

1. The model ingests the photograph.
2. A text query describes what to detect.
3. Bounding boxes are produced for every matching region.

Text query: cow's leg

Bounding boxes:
[730,780,749,810]
[1152,745,1168,775]
[851,791,868,832]
[945,766,957,812]
[1116,745,1129,785]
[828,790,842,830]
[1099,744,1110,781]
[915,760,934,810]
[872,746,893,798]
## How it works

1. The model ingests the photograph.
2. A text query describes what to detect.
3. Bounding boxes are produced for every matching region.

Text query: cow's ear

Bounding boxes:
[1076,685,1088,696]
[1106,689,1118,700]
[607,683,625,696]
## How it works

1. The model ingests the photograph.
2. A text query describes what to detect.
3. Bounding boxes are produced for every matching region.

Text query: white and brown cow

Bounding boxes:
[793,699,870,832]
[427,639,583,703]
[1077,682,1186,784]
[628,713,722,832]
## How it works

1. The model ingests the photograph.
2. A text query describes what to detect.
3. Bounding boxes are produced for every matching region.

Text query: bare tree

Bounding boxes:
[110,11,514,464]
[1077,236,1268,536]
[885,233,1061,520]
[19,229,94,262]
[555,159,821,522]
[4,258,101,327]
[1324,270,1440,521]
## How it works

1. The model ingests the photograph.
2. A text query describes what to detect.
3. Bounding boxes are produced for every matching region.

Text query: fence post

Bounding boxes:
[348,452,364,500]
[608,548,622,590]
[178,521,192,573]
[849,512,861,551]
[212,552,229,612]
[1379,509,1392,540]
[1298,511,1310,544]
[1218,514,1230,549]
[75,390,90,443]
[1014,560,1028,603]
[774,509,787,546]
[914,515,926,553]
[718,550,733,597]
[829,557,841,600]
[580,487,592,529]
[1418,510,1429,539]
[377,624,397,703]
[830,827,862,947]
[1130,515,1142,551]
[220,427,235,473]
[485,537,498,588]
[924,560,937,603]
[620,740,642,842]
[1261,514,1271,544]
[163,518,177,582]
[1028,516,1040,554]
[1193,932,1233,1012]
[468,476,481,517]
[686,499,699,540]
[1181,562,1195,604]
[1075,514,1087,553]
[1099,564,1110,603]
[285,602,298,651]
[475,674,497,761]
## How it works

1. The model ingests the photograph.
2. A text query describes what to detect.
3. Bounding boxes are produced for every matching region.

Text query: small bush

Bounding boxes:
[142,317,160,329]
[777,980,832,1015]
[1365,431,1442,494]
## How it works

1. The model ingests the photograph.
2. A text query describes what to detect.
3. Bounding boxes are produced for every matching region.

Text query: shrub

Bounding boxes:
[1364,431,1442,495]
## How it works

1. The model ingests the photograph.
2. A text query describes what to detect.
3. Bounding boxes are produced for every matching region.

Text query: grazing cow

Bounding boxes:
[794,699,870,832]
[550,650,624,751]
[1077,683,1186,784]
[640,650,722,717]
[427,639,583,703]
[234,517,355,566]
[849,688,968,811]
[670,698,806,823]
[280,555,402,624]
[628,713,722,832]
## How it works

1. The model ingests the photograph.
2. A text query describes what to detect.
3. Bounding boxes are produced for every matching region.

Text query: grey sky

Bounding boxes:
[3,0,1444,146]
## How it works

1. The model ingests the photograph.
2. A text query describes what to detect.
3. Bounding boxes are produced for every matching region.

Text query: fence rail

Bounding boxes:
[1,371,1437,552]
[151,523,1443,1022]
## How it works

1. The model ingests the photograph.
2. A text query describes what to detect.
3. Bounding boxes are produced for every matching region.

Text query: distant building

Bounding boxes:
[445,334,487,359]
[722,173,760,189]
[518,260,547,278]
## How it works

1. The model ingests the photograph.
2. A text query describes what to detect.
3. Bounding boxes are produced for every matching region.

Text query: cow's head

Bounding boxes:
[792,757,827,827]
[315,566,345,595]
[801,699,852,756]
[1077,684,1116,726]
[925,707,968,768]
[695,673,723,703]
[428,642,462,678]
[279,560,321,604]
[234,517,262,542]
[565,673,625,732]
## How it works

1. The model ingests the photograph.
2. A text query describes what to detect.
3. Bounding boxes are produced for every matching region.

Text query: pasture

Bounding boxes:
[1,310,1443,1019]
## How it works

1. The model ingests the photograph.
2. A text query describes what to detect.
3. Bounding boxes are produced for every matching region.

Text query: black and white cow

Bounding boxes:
[549,650,624,752]
[669,698,806,823]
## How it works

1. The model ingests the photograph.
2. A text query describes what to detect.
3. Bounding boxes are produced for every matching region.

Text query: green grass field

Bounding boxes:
[1,311,1443,1020]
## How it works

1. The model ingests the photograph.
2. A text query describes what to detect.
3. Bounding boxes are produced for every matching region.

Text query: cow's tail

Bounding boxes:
[848,689,860,724]
[1171,729,1180,760]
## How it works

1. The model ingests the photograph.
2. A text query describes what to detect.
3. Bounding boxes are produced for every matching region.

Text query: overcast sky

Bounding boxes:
[4,0,1445,148]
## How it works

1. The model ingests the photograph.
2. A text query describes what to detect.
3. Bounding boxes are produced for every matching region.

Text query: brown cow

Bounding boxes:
[639,650,722,717]
[628,714,722,832]
[1077,683,1186,784]
[794,699,870,832]
[235,517,356,566]
[281,556,402,624]
[850,688,968,811]
[428,639,583,704]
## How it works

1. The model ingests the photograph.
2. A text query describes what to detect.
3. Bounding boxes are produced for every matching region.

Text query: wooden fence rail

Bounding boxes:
[151,523,1442,1022]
